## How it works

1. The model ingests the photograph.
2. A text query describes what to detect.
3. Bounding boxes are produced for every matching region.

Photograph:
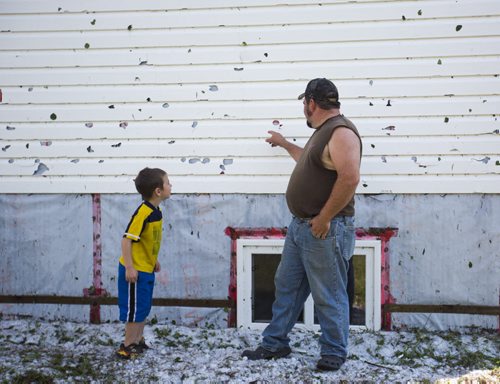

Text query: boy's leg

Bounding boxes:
[135,321,146,344]
[125,322,144,346]
[133,270,154,347]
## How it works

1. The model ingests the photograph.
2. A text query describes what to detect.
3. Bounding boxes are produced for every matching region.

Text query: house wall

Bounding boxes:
[1,0,499,193]
[0,1,499,329]
[1,193,498,330]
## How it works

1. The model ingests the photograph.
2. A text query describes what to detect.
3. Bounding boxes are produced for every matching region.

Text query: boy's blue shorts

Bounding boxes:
[118,263,155,323]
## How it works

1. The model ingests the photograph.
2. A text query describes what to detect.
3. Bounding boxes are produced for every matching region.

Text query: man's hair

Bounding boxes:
[134,167,167,200]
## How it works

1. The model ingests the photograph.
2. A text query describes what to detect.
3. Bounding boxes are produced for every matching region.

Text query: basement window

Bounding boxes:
[236,238,382,331]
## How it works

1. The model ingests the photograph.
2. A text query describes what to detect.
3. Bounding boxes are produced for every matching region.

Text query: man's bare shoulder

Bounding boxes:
[330,126,360,145]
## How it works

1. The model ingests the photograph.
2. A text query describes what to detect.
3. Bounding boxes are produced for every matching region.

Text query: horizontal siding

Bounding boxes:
[4,155,499,176]
[0,175,498,194]
[2,136,500,158]
[1,97,498,121]
[3,77,500,103]
[1,0,499,194]
[2,17,499,49]
[1,0,498,29]
[1,116,499,140]
[0,0,397,14]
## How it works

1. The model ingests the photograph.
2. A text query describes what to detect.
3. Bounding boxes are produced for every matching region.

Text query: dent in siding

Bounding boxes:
[33,163,49,176]
[473,157,490,164]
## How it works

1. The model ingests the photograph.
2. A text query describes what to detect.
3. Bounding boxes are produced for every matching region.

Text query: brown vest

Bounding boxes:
[286,115,362,218]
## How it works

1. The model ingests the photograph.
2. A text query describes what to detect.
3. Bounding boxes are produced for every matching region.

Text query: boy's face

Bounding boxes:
[159,175,172,200]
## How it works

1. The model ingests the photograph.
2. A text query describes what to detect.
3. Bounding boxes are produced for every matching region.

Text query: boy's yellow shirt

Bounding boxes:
[119,200,162,273]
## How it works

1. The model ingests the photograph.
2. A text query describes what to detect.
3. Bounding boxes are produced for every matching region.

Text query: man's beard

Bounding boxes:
[305,106,313,128]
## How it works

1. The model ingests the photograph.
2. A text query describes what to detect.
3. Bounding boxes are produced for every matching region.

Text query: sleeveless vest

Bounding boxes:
[285,115,362,218]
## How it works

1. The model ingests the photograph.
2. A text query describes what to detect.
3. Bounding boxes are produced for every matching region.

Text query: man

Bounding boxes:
[242,78,362,371]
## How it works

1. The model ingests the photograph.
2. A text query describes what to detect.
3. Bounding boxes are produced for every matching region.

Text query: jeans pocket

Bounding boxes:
[308,221,335,240]
[334,219,355,262]
[342,225,355,261]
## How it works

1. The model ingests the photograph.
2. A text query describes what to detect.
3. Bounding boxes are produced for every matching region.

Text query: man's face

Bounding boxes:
[303,98,314,128]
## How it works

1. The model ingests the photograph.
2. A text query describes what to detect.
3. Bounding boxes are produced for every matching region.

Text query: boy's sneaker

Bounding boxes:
[116,343,140,360]
[137,337,150,353]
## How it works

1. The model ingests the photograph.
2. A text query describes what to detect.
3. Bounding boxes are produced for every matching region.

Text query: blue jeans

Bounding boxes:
[262,216,355,359]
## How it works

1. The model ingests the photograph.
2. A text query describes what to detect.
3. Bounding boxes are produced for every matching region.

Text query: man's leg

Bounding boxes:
[242,218,311,359]
[302,216,355,367]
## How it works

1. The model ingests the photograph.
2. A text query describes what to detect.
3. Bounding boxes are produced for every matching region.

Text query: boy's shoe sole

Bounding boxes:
[137,337,150,353]
[116,343,140,360]
[241,346,291,360]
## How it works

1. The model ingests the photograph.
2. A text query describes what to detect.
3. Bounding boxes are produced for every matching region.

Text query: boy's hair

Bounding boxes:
[134,167,167,200]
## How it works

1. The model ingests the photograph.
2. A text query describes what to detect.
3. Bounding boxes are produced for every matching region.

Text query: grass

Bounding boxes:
[10,370,55,384]
[1,319,498,383]
[390,328,499,371]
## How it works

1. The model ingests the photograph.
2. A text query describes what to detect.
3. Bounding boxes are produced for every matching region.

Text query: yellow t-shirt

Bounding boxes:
[119,201,163,273]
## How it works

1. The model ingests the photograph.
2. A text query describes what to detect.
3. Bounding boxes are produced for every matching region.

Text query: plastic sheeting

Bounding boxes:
[1,193,498,329]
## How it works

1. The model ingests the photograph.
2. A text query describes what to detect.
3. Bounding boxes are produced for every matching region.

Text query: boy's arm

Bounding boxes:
[154,260,161,272]
[121,237,138,283]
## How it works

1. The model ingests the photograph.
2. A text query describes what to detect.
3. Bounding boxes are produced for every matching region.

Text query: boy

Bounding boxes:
[116,167,172,359]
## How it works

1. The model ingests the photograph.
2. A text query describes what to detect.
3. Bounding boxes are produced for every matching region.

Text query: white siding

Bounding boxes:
[0,0,499,193]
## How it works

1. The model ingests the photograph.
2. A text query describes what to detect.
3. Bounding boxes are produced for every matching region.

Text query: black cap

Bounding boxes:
[298,78,339,107]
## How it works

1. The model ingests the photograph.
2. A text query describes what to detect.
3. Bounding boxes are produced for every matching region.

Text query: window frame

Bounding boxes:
[236,238,382,331]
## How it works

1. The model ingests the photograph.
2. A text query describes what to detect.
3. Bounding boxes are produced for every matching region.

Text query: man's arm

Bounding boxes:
[266,130,303,162]
[310,128,361,238]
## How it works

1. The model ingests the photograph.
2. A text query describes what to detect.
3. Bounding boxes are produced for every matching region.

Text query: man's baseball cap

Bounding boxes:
[297,78,339,106]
